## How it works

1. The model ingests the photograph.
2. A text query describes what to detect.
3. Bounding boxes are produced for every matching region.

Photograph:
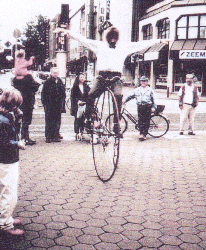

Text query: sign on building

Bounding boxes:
[106,0,110,20]
[57,34,67,51]
[144,52,159,61]
[179,50,206,59]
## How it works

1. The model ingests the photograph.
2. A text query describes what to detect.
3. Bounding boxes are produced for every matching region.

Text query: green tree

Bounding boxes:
[23,15,50,70]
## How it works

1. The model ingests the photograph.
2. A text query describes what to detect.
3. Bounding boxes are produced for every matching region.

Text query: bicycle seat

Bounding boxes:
[97,75,104,80]
[154,105,165,115]
[111,76,121,83]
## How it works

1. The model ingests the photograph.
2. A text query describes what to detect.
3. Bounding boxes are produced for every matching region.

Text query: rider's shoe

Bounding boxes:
[139,134,144,141]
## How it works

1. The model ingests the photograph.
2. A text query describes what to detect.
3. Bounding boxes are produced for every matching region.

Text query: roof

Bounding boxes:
[141,0,206,20]
[146,43,167,53]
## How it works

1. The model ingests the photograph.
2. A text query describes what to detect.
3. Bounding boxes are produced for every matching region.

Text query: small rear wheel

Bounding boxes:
[148,114,169,138]
[92,89,120,182]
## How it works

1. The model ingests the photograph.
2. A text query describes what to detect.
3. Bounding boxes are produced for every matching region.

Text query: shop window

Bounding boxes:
[177,14,206,39]
[200,15,206,38]
[157,18,170,39]
[142,24,153,40]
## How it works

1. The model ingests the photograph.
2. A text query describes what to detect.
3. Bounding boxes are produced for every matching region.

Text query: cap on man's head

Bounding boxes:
[140,76,149,81]
[186,74,194,79]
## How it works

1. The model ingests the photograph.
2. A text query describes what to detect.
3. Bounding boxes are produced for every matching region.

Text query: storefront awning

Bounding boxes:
[171,39,206,50]
[144,43,167,61]
[170,40,206,59]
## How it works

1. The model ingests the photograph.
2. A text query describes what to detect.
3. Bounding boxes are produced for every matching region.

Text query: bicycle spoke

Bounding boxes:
[148,115,169,138]
[92,89,120,182]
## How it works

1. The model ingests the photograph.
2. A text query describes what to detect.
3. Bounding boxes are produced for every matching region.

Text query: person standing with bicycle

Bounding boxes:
[123,76,156,141]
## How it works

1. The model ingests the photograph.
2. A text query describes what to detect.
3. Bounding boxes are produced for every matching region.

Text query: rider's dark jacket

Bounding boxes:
[0,111,19,164]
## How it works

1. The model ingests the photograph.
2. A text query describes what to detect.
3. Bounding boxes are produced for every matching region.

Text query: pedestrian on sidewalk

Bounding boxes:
[41,67,66,143]
[178,74,200,135]
[123,76,156,141]
[12,50,40,145]
[0,89,26,235]
[71,73,90,140]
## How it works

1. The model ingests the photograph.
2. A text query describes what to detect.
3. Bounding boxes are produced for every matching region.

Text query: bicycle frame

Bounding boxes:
[121,107,138,127]
[119,106,169,138]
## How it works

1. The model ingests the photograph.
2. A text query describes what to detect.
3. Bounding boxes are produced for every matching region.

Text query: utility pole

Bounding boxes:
[89,0,95,41]
[56,4,69,79]
[87,0,95,80]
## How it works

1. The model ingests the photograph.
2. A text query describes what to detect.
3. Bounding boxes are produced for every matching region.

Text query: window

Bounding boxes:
[157,18,170,39]
[142,24,153,40]
[200,15,206,38]
[177,15,206,39]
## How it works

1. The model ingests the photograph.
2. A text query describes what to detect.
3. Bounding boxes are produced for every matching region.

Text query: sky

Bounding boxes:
[0,0,84,46]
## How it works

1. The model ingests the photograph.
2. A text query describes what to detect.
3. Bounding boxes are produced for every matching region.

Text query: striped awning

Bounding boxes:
[171,40,206,50]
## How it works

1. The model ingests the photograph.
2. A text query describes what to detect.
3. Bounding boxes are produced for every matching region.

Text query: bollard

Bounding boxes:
[167,87,169,98]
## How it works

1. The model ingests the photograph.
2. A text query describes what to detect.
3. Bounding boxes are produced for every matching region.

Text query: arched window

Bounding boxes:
[177,15,206,39]
[142,24,153,40]
[157,18,170,39]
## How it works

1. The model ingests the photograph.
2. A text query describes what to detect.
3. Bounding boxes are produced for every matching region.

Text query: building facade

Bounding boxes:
[136,0,206,95]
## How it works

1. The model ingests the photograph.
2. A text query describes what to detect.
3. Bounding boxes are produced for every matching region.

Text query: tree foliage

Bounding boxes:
[23,15,49,69]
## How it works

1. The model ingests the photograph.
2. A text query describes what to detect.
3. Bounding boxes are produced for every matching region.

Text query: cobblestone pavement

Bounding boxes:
[1,88,206,249]
[1,124,206,249]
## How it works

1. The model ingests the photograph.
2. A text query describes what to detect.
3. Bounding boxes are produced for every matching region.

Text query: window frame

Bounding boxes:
[176,14,206,40]
[157,18,170,39]
[142,23,153,40]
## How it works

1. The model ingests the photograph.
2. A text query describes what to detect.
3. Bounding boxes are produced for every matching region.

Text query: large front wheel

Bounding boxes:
[92,89,120,182]
[148,114,169,138]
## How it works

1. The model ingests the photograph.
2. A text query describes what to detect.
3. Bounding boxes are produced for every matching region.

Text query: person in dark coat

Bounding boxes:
[12,50,39,146]
[12,74,40,145]
[71,73,90,140]
[41,67,66,143]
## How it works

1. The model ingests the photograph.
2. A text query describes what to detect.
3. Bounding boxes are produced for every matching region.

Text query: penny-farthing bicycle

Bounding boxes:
[91,77,120,182]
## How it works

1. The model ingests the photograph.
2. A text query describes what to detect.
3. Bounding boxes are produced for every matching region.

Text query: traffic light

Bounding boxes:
[59,4,69,25]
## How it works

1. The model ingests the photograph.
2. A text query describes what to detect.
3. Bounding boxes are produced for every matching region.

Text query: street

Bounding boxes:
[0,72,206,249]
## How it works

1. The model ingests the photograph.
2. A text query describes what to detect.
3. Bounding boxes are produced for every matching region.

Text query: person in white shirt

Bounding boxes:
[54,27,167,128]
[178,74,200,135]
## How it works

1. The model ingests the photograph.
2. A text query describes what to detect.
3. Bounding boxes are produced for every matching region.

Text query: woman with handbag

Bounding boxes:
[71,73,90,140]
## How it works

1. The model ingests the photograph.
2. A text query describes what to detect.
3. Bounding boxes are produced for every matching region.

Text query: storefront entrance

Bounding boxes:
[173,59,206,95]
